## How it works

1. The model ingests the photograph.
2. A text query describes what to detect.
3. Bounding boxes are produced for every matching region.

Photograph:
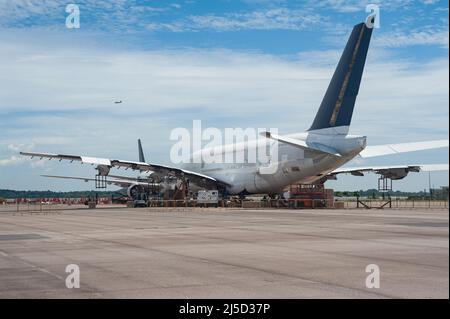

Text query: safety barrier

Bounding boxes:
[144,199,448,209]
[146,198,334,209]
[340,199,449,209]
[13,202,62,215]
[2,199,448,212]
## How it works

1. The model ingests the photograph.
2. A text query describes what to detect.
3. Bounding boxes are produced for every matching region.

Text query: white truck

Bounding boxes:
[197,190,219,207]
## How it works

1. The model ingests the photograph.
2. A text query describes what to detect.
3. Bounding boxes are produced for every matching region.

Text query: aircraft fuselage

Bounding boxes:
[181,130,367,194]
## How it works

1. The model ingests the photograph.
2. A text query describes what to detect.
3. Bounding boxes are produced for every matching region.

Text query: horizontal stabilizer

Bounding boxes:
[262,132,341,156]
[360,140,449,158]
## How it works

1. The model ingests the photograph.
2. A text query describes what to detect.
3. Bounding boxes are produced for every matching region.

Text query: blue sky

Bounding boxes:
[0,0,448,192]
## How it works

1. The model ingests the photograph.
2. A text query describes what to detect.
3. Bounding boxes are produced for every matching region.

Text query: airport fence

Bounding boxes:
[12,201,63,215]
[145,198,449,210]
[1,199,448,212]
[145,198,331,209]
[339,199,449,209]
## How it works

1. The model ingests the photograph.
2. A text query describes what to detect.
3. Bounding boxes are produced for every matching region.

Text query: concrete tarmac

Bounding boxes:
[0,206,448,298]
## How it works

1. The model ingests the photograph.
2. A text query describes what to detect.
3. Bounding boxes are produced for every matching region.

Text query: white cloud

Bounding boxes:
[7,143,35,152]
[0,0,61,20]
[0,0,174,31]
[375,27,449,48]
[147,8,324,32]
[315,0,414,13]
[0,31,447,134]
[0,155,26,166]
[318,0,366,13]
[422,0,440,4]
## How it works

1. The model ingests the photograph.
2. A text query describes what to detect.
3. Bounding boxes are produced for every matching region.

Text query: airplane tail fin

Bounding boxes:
[308,22,373,134]
[138,139,146,162]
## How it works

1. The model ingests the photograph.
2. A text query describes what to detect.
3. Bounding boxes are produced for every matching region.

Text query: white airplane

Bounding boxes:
[21,22,449,198]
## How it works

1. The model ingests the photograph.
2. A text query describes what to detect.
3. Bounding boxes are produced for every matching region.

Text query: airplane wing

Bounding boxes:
[40,174,153,188]
[329,164,449,180]
[360,140,449,158]
[20,151,225,188]
[107,174,151,182]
